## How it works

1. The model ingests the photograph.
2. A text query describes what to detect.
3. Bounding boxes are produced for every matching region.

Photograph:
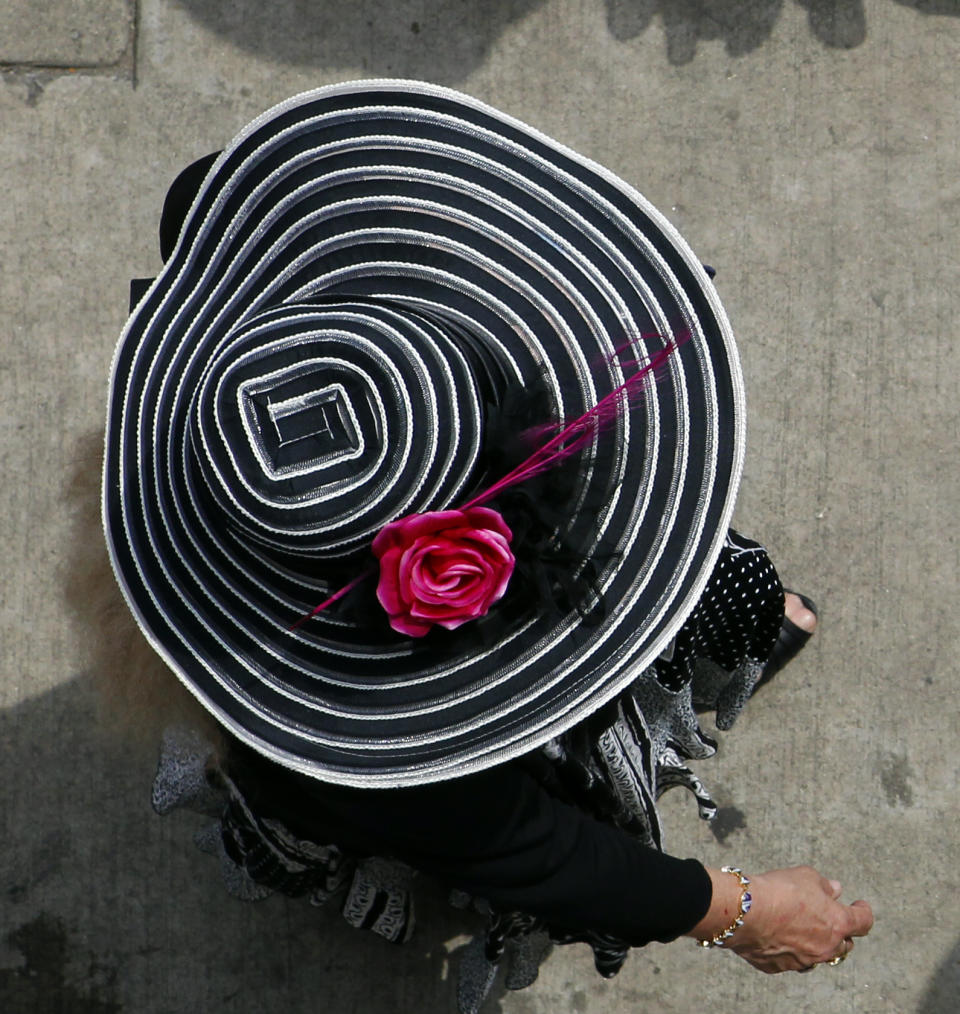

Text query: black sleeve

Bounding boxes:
[227,741,712,947]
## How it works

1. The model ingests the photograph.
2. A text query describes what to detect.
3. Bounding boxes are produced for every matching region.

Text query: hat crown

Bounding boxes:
[190,299,488,557]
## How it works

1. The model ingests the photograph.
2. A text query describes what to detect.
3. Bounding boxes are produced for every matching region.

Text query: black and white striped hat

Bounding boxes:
[103,80,745,786]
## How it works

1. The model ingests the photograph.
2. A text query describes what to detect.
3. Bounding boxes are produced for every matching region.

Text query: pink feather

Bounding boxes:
[461,337,684,510]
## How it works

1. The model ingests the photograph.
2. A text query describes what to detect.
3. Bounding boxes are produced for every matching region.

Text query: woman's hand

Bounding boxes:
[689,865,874,973]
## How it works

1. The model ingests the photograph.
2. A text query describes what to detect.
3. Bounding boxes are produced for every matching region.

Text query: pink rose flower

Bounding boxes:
[371,507,516,638]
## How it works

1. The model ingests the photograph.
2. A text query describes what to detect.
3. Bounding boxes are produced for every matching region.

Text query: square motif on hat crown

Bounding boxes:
[243,376,364,480]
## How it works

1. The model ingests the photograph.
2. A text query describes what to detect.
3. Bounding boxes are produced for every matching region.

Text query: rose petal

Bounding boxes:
[461,506,513,542]
[411,546,473,582]
[412,561,470,598]
[437,526,513,561]
[435,600,490,628]
[414,547,486,602]
[421,543,482,566]
[485,560,515,605]
[408,544,453,586]
[434,615,474,631]
[371,521,403,557]
[434,563,483,581]
[374,509,512,555]
[373,511,466,557]
[397,542,425,603]
[417,563,482,596]
[433,575,491,609]
[423,551,485,581]
[375,547,407,614]
[408,600,467,620]
[387,612,434,638]
[465,532,513,564]
[410,599,487,623]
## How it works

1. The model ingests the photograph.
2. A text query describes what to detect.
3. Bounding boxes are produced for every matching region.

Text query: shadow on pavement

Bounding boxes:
[169,0,546,85]
[170,0,960,76]
[604,0,958,65]
[0,674,502,1013]
[0,431,518,1014]
[917,937,960,1014]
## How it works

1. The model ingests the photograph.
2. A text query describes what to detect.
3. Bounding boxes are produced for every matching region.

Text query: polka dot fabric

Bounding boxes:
[656,529,784,691]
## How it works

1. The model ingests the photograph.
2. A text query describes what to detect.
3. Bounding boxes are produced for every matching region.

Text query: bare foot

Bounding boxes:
[785,592,817,634]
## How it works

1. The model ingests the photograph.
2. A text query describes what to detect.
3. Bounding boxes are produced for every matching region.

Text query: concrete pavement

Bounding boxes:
[2,1,958,1011]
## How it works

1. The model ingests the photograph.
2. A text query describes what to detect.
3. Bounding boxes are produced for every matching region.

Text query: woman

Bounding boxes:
[104,81,872,1011]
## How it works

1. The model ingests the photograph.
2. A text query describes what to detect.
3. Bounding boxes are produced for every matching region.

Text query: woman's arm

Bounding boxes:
[228,737,874,962]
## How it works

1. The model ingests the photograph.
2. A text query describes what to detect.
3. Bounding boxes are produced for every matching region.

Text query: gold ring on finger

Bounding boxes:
[826,952,847,966]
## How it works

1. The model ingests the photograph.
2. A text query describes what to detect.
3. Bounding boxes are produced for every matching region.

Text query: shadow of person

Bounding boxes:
[894,0,960,15]
[0,676,492,1014]
[917,937,960,1014]
[795,0,866,47]
[603,0,785,64]
[604,0,960,64]
[169,0,546,85]
[17,429,516,1014]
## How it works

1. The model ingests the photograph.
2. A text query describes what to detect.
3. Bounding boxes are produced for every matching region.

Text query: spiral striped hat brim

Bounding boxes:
[103,80,745,786]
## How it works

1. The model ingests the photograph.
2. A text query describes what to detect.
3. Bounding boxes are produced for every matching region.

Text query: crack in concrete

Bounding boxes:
[0,0,138,88]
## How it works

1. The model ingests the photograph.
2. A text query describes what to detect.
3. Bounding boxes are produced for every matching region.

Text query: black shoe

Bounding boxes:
[755,589,818,691]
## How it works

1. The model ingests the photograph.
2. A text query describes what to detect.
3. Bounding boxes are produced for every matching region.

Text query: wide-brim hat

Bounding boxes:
[103,80,745,787]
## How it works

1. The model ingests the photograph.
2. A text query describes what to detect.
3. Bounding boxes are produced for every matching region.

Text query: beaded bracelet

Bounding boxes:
[698,866,752,948]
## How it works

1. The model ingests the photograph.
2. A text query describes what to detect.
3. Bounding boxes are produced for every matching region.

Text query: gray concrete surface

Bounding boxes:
[0,0,131,66]
[2,1,958,1012]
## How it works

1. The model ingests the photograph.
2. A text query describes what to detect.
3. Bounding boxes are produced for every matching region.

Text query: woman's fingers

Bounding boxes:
[828,936,854,960]
[822,937,855,967]
[843,899,875,938]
